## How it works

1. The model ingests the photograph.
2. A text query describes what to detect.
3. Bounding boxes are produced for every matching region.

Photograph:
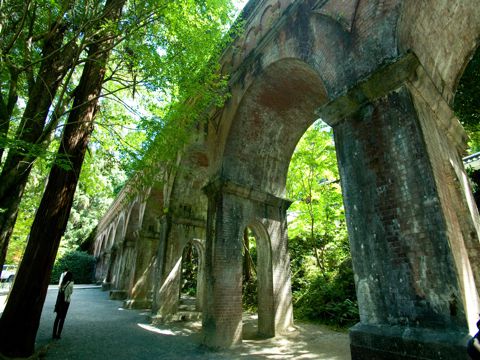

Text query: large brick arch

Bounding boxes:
[222,58,328,196]
[201,1,480,357]
[398,0,480,104]
[88,1,480,358]
[113,212,126,247]
[105,212,126,286]
[209,1,404,175]
[125,200,142,239]
[115,200,143,291]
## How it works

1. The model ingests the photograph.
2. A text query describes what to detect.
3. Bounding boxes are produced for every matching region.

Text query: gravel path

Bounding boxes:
[3,287,351,359]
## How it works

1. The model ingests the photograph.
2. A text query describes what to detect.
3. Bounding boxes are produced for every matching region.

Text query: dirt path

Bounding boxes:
[2,287,351,359]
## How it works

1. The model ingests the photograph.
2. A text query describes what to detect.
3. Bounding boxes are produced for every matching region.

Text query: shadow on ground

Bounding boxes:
[2,288,350,359]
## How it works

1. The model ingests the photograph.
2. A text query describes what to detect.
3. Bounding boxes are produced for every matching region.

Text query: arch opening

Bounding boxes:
[179,239,205,313]
[286,119,358,328]
[241,223,274,340]
[455,45,480,207]
[106,217,125,286]
[117,201,142,292]
[222,58,329,197]
[214,58,356,345]
[180,242,199,309]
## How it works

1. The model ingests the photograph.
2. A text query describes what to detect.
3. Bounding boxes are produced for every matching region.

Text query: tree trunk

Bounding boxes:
[243,228,251,282]
[308,199,323,271]
[0,69,19,162]
[0,0,125,356]
[0,174,29,272]
[0,22,74,274]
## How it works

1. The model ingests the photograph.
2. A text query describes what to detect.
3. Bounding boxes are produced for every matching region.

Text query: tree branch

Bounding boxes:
[1,0,31,56]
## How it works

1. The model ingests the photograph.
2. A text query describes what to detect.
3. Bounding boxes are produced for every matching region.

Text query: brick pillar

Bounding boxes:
[125,232,158,309]
[334,87,475,359]
[117,239,136,291]
[95,251,109,284]
[407,68,480,327]
[266,210,294,334]
[152,218,205,319]
[202,183,244,348]
[103,246,118,290]
[202,179,293,347]
[152,215,178,316]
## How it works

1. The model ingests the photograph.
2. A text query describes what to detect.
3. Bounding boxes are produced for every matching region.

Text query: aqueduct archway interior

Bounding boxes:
[90,1,480,359]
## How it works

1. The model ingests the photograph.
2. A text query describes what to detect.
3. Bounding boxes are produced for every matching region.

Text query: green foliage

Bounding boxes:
[287,121,349,276]
[5,157,51,263]
[2,0,238,263]
[286,120,358,327]
[292,257,359,327]
[5,143,126,263]
[51,251,96,284]
[454,46,480,152]
[59,147,126,256]
[98,0,238,178]
[180,244,198,296]
[242,233,257,312]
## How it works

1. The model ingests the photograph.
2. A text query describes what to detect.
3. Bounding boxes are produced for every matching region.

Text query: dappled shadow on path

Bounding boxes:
[238,322,351,359]
[142,313,351,359]
[34,288,349,359]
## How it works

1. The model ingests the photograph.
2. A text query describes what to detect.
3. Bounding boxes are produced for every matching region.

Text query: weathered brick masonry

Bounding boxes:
[90,0,480,358]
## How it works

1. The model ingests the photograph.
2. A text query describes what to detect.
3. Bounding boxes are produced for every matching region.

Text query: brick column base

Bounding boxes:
[350,323,469,360]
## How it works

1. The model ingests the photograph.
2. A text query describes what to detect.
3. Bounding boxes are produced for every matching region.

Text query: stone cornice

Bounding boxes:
[203,177,292,209]
[316,52,420,126]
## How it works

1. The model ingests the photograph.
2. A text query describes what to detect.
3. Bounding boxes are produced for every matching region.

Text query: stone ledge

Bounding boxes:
[316,52,420,126]
[350,323,469,360]
[203,177,292,209]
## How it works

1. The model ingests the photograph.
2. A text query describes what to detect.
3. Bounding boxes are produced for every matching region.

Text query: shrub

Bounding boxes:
[51,251,96,284]
[180,244,199,296]
[293,259,359,327]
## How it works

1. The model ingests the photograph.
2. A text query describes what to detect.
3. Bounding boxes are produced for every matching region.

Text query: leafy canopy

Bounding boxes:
[286,120,357,326]
[3,0,238,262]
[454,46,480,152]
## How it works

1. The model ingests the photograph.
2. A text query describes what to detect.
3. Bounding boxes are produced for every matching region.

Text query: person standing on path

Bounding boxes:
[52,271,74,339]
[58,268,69,286]
[468,317,480,360]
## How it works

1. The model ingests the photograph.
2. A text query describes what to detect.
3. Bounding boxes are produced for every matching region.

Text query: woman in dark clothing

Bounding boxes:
[468,318,480,360]
[52,271,74,339]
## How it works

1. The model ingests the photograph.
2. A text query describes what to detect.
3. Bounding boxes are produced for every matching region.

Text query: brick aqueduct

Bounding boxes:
[89,1,480,358]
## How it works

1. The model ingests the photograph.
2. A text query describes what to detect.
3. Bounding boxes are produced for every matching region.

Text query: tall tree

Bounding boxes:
[287,121,347,276]
[286,121,355,325]
[0,0,236,276]
[0,0,126,356]
[0,0,81,273]
[0,0,235,356]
